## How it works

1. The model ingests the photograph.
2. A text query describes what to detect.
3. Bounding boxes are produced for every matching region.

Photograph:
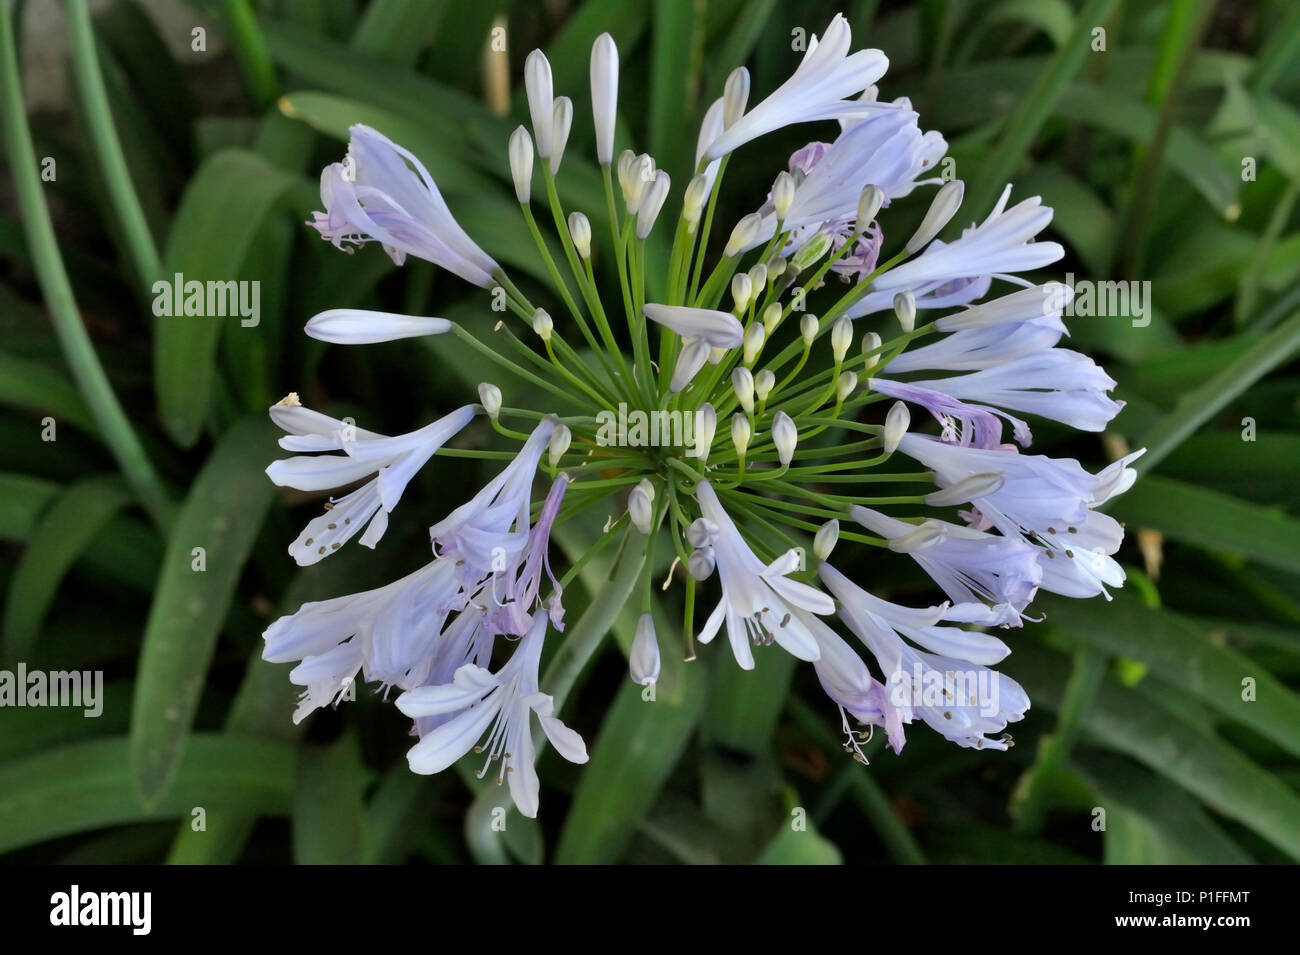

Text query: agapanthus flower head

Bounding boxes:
[267,12,1144,817]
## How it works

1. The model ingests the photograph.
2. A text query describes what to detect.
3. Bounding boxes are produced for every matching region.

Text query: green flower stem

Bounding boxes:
[688,155,729,301]
[542,335,624,409]
[566,474,645,491]
[541,165,628,348]
[625,238,657,407]
[601,164,638,331]
[0,7,173,530]
[718,488,888,546]
[681,576,697,661]
[582,256,638,402]
[434,447,526,460]
[761,249,914,382]
[499,407,597,426]
[451,324,589,409]
[693,250,742,311]
[489,318,614,410]
[518,203,602,352]
[557,519,627,591]
[64,0,162,292]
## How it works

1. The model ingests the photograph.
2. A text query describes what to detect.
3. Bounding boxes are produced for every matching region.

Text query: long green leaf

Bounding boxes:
[554,629,708,864]
[2,475,132,664]
[964,0,1120,218]
[1015,641,1300,860]
[1108,475,1300,575]
[1073,750,1254,864]
[156,151,300,446]
[1040,590,1300,758]
[130,416,278,804]
[1131,309,1300,473]
[293,731,366,864]
[0,735,293,854]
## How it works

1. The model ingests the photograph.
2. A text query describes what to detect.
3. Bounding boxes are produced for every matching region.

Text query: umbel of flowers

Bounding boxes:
[263,14,1141,817]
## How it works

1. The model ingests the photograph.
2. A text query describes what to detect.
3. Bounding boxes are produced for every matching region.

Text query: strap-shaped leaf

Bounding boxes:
[130,416,278,804]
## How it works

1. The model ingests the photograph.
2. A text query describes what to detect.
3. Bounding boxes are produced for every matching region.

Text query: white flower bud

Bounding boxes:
[836,370,858,402]
[924,471,1005,507]
[887,520,944,554]
[883,400,909,454]
[814,519,839,562]
[683,174,710,229]
[508,126,534,203]
[724,212,762,257]
[630,613,660,686]
[731,366,755,413]
[754,369,775,402]
[747,263,768,297]
[685,517,719,548]
[628,484,653,534]
[478,382,502,420]
[742,322,765,365]
[691,402,717,462]
[762,302,783,335]
[800,313,818,346]
[636,477,655,502]
[548,423,571,468]
[550,96,573,174]
[532,307,553,342]
[524,50,555,158]
[643,304,742,348]
[790,231,831,271]
[688,546,716,580]
[894,290,916,333]
[591,33,619,165]
[771,410,797,466]
[636,169,671,239]
[856,184,884,228]
[906,179,964,254]
[772,171,796,220]
[766,255,787,279]
[731,413,752,456]
[569,211,592,259]
[861,331,882,371]
[617,149,637,196]
[831,315,852,362]
[625,154,656,213]
[723,67,749,127]
[708,346,728,365]
[671,339,711,393]
[731,273,753,313]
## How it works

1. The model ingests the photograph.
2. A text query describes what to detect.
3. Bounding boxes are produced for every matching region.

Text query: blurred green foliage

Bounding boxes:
[1,0,1299,864]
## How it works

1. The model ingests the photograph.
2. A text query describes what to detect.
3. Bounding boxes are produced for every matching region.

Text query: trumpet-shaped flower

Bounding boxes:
[702,14,889,161]
[694,481,832,669]
[847,186,1063,318]
[851,506,1041,626]
[396,611,588,818]
[310,125,499,287]
[267,402,476,565]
